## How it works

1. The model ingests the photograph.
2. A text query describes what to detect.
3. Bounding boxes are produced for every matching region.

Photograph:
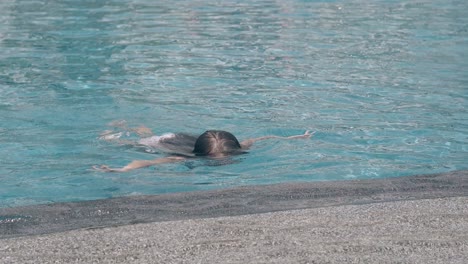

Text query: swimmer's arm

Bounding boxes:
[93,156,185,172]
[240,130,313,149]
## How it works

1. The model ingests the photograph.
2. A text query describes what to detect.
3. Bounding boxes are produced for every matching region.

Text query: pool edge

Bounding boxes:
[1,170,467,239]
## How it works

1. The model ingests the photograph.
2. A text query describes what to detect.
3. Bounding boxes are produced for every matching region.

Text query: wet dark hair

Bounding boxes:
[193,130,242,156]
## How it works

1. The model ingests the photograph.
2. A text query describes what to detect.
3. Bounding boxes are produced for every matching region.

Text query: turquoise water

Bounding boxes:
[1,0,467,208]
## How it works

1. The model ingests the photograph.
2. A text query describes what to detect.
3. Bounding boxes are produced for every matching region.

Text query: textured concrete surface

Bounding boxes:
[1,170,468,263]
[1,197,467,264]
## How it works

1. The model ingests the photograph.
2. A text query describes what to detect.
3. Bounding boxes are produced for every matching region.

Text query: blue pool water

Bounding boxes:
[0,0,467,208]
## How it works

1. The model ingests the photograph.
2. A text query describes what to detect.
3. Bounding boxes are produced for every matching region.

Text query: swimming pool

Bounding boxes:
[1,0,467,208]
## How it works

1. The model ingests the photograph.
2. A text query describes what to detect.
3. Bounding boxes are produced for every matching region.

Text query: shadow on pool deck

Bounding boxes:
[1,170,467,239]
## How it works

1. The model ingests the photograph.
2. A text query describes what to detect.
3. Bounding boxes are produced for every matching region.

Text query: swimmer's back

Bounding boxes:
[138,133,198,156]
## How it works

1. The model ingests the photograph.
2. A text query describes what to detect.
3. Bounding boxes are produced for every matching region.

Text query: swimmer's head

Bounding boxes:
[193,130,243,157]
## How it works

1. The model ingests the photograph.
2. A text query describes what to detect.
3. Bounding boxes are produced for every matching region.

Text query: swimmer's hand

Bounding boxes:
[287,130,314,139]
[92,165,128,173]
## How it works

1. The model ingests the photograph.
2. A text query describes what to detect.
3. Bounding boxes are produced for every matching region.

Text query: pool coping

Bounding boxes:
[1,170,467,239]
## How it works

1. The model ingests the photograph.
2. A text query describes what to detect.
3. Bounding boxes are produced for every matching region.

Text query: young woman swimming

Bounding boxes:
[94,124,312,172]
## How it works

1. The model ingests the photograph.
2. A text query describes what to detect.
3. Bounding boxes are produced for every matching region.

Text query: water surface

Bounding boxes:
[1,0,467,207]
